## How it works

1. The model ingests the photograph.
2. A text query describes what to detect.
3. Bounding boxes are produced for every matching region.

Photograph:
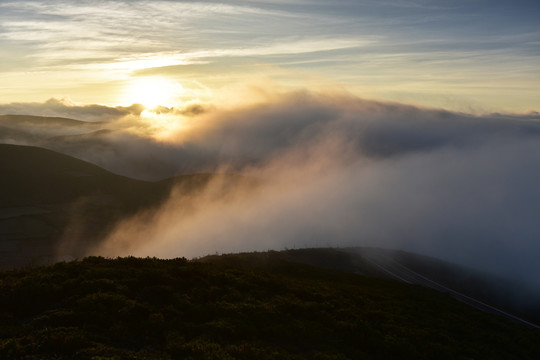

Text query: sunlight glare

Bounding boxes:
[140,110,190,141]
[123,77,184,108]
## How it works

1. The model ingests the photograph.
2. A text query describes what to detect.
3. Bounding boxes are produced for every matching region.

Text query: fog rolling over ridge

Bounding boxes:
[2,89,540,287]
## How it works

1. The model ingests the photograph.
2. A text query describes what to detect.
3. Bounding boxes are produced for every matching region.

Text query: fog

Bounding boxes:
[2,89,540,286]
[96,133,540,287]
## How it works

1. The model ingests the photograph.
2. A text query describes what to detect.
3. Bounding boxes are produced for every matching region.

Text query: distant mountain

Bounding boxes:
[0,114,100,128]
[0,143,164,205]
[0,114,103,143]
[0,114,183,180]
[0,253,538,359]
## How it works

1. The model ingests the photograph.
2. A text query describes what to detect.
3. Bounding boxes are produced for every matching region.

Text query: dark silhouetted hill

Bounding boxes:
[0,144,244,268]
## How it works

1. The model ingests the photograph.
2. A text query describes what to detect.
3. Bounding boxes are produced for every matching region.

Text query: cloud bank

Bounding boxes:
[99,132,540,288]
[2,91,540,286]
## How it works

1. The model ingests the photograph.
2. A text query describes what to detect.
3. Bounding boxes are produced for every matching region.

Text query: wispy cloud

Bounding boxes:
[1,0,538,111]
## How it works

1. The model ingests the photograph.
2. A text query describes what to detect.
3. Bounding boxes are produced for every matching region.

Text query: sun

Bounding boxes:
[122,77,183,108]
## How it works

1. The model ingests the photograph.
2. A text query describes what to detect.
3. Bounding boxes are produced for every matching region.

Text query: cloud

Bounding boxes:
[3,89,540,287]
[96,131,540,289]
[10,88,528,288]
[2,89,540,178]
[0,98,144,122]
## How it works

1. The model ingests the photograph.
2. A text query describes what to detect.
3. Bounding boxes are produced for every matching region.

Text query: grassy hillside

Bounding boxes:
[0,144,167,267]
[0,144,245,268]
[0,252,538,359]
[0,143,167,205]
[273,247,540,325]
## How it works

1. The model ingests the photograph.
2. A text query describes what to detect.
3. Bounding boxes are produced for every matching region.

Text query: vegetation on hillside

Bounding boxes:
[0,252,538,359]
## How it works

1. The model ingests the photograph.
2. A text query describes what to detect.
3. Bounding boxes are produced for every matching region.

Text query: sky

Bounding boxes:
[1,0,539,113]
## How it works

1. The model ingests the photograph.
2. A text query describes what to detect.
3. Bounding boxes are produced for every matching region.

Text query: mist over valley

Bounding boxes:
[2,92,540,289]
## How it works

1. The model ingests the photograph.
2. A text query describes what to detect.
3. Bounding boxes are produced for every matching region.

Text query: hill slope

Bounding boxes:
[0,114,184,180]
[0,144,234,268]
[249,248,540,327]
[0,253,538,359]
[0,143,161,205]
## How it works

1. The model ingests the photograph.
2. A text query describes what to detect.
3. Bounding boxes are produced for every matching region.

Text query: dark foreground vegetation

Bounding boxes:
[0,252,539,359]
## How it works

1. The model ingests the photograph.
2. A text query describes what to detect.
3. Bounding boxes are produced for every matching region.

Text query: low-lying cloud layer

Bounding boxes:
[0,98,144,122]
[2,90,540,286]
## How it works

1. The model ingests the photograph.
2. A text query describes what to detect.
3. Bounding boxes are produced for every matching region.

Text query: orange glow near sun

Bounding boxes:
[122,77,184,108]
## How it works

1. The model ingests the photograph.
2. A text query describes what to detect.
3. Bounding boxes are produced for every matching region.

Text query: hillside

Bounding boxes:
[0,115,102,147]
[270,247,540,326]
[0,114,97,128]
[0,114,186,180]
[0,143,165,205]
[0,252,538,359]
[0,144,239,268]
[1,140,539,358]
